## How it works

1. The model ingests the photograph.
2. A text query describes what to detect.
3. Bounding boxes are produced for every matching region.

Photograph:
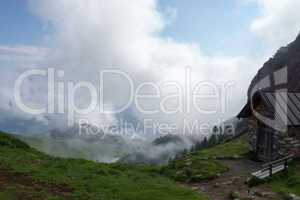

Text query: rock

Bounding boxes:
[193,174,203,180]
[232,176,240,182]
[245,177,252,184]
[199,186,206,192]
[285,193,300,200]
[222,181,233,186]
[284,138,293,142]
[191,186,198,191]
[214,183,220,188]
[293,144,300,148]
[290,140,299,145]
[255,191,274,198]
[230,191,240,199]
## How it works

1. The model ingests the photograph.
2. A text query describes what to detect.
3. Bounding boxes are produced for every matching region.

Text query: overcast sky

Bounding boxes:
[0,0,300,135]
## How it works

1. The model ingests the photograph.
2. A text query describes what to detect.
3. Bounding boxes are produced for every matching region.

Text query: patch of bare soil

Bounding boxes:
[188,159,283,200]
[0,166,73,199]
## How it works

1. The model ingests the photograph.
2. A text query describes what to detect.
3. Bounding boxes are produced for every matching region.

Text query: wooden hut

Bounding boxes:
[238,91,300,161]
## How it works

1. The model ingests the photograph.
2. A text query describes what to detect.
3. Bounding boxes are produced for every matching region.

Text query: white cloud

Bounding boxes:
[251,0,300,49]
[0,45,49,61]
[0,0,261,135]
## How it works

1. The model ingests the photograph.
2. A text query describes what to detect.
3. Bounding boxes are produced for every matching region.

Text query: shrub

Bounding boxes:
[0,133,30,149]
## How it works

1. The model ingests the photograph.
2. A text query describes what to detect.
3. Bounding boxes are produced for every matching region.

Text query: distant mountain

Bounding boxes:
[248,33,300,96]
[19,130,135,163]
[152,134,184,146]
[119,134,198,165]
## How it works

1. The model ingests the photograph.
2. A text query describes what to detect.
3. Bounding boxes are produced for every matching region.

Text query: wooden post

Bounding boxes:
[284,159,288,171]
[269,164,273,176]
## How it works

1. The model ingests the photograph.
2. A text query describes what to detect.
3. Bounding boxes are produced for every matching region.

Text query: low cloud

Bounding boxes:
[0,45,49,61]
[4,0,298,163]
[0,0,263,138]
[251,0,300,50]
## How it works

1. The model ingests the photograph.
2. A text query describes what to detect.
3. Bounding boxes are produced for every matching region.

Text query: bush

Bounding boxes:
[247,176,268,187]
[0,133,30,149]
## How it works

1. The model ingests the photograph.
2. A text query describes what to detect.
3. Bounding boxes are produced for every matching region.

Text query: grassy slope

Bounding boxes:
[161,140,251,182]
[0,132,207,200]
[266,160,300,196]
[162,137,300,196]
[17,134,131,162]
[2,131,298,199]
[194,140,250,160]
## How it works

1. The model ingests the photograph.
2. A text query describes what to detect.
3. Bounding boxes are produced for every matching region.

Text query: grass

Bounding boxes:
[265,160,300,196]
[0,132,208,200]
[194,140,250,160]
[161,140,251,182]
[2,131,298,199]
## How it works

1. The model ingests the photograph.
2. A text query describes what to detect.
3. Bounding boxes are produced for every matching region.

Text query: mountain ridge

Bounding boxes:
[248,33,300,97]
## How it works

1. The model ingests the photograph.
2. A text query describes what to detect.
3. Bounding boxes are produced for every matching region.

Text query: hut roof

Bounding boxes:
[238,91,300,127]
[238,33,300,128]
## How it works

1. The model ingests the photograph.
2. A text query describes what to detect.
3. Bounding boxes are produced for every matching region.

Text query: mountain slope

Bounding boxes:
[248,33,300,96]
[18,133,133,163]
[0,131,207,200]
[161,139,251,182]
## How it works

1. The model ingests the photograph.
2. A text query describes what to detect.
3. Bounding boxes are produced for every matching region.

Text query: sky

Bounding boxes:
[0,0,262,55]
[0,0,300,136]
[159,0,263,56]
[0,0,43,45]
[1,1,299,54]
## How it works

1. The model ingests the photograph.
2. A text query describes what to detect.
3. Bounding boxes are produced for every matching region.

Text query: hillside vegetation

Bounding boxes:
[1,131,299,199]
[161,140,251,182]
[266,160,300,196]
[0,132,207,200]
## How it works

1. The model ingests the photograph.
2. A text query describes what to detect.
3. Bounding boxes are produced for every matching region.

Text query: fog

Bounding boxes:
[3,0,292,163]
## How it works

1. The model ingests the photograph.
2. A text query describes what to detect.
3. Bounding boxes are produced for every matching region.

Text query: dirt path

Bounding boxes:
[0,166,73,199]
[188,159,283,200]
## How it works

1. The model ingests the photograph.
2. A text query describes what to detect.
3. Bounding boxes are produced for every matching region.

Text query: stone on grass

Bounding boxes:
[285,193,300,200]
[230,191,240,200]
